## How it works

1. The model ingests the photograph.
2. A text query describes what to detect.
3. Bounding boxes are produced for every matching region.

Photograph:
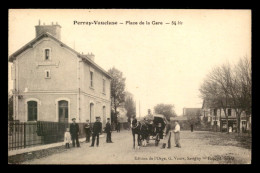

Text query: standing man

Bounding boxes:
[84,120,91,143]
[90,116,102,147]
[105,118,113,143]
[70,118,80,148]
[173,121,181,148]
[190,124,194,132]
[117,121,120,133]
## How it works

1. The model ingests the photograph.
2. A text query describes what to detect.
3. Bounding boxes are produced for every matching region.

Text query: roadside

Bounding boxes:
[8,134,105,164]
[19,131,251,164]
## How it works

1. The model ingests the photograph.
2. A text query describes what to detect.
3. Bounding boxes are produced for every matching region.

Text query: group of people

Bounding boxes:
[64,115,181,149]
[131,116,181,149]
[64,116,113,148]
[64,118,80,148]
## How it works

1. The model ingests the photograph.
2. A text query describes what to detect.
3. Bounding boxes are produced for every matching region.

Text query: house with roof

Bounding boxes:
[201,99,251,133]
[9,21,112,125]
[183,108,202,117]
[183,108,202,123]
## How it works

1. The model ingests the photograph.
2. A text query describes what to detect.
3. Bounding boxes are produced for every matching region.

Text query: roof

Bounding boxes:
[8,32,112,79]
[183,108,202,116]
[153,114,165,118]
[142,114,165,121]
[171,116,188,121]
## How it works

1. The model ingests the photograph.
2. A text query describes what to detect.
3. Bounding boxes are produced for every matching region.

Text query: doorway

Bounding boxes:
[58,100,68,124]
[103,106,106,125]
[90,103,94,123]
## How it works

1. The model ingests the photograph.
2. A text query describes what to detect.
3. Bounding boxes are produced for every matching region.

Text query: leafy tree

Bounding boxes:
[185,109,202,126]
[124,96,136,122]
[108,67,126,124]
[154,103,177,121]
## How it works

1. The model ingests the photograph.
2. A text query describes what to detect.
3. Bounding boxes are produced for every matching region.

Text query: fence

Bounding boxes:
[8,121,88,151]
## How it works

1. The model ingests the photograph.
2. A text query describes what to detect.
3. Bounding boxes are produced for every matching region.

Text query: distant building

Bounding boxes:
[9,21,112,125]
[202,99,251,133]
[171,116,188,121]
[183,108,202,119]
[183,108,202,116]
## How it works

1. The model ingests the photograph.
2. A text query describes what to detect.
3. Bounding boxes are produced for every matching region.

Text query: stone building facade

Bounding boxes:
[9,22,112,125]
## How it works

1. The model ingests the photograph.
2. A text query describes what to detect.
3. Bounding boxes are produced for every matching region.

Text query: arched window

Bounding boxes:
[58,100,68,123]
[28,101,37,121]
[90,103,94,123]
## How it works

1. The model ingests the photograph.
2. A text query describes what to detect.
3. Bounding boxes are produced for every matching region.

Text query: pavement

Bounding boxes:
[8,134,105,156]
[18,130,251,164]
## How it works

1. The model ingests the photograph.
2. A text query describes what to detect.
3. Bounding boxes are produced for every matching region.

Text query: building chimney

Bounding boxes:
[35,21,61,40]
[86,52,95,61]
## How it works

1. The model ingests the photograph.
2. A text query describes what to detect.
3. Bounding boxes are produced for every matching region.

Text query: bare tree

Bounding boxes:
[229,56,251,133]
[199,66,231,133]
[200,56,251,134]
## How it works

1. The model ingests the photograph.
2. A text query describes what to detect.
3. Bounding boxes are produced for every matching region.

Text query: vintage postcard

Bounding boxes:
[8,9,251,164]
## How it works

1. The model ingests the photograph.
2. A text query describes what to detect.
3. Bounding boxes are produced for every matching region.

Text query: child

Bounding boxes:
[64,128,71,149]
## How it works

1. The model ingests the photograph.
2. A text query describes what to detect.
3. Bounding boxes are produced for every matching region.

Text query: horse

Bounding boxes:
[131,119,142,149]
[140,122,149,147]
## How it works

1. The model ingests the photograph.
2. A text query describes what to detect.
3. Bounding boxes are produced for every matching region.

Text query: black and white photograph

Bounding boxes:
[8,9,251,164]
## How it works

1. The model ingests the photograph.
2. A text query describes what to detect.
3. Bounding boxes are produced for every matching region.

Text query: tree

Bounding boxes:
[154,103,177,120]
[124,96,136,122]
[199,64,233,133]
[185,109,202,126]
[8,94,14,121]
[229,56,251,133]
[199,56,251,133]
[108,67,126,124]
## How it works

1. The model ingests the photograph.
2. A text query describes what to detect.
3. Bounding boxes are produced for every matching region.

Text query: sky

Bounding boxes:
[8,9,251,116]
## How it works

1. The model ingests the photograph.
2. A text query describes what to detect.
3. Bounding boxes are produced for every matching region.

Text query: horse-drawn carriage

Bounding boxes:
[144,114,168,146]
[131,114,168,148]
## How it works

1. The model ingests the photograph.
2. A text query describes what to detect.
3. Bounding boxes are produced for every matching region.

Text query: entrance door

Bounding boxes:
[28,101,37,121]
[103,106,106,125]
[213,121,217,132]
[90,103,94,123]
[242,121,246,133]
[58,100,68,124]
